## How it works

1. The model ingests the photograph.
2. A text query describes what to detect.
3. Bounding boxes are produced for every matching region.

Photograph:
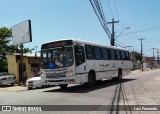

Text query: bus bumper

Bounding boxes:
[46,77,77,85]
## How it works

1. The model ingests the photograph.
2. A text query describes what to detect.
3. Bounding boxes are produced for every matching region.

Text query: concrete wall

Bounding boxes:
[8,55,19,81]
[7,54,40,82]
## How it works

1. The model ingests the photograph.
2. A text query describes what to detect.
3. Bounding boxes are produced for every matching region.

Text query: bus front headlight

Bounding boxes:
[64,69,73,77]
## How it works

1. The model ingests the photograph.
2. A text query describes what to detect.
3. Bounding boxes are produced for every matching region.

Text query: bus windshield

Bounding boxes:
[41,46,73,69]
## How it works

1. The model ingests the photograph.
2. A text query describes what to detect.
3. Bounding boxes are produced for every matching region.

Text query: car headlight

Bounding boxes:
[41,74,44,78]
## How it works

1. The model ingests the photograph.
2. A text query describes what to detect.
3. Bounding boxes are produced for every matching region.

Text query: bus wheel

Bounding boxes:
[87,72,95,87]
[59,84,68,89]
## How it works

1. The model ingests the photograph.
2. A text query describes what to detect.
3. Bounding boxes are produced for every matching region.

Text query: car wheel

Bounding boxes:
[11,83,14,86]
[28,87,33,90]
[41,85,45,88]
[59,84,68,89]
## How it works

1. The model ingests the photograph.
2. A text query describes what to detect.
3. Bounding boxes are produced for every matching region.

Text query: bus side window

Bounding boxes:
[116,50,121,60]
[110,49,116,60]
[85,45,94,60]
[121,50,125,60]
[128,52,131,60]
[125,51,130,60]
[114,50,117,60]
[108,48,111,60]
[94,46,102,60]
[102,47,109,60]
[75,46,85,66]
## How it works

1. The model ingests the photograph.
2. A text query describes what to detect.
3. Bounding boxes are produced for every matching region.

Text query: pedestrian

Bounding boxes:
[22,70,28,86]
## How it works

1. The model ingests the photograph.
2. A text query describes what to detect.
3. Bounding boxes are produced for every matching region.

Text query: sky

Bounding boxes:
[1,0,160,57]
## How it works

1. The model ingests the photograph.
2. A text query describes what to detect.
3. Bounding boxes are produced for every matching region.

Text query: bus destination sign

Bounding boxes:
[41,40,73,49]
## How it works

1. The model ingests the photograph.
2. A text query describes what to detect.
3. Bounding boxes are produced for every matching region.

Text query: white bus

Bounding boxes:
[40,39,131,89]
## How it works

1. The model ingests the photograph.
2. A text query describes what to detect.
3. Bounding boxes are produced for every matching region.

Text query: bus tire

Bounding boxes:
[59,84,68,89]
[87,72,95,88]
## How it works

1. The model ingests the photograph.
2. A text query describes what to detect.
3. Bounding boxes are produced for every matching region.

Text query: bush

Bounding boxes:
[0,59,8,72]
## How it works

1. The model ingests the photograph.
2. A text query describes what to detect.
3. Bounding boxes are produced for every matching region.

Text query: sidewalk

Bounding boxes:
[131,68,152,74]
[0,84,27,92]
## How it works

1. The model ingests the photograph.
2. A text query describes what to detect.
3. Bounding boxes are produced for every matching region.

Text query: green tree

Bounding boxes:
[0,27,11,55]
[0,27,33,71]
[131,51,142,61]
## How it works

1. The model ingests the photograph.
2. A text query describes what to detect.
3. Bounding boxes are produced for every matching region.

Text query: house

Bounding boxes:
[7,53,40,83]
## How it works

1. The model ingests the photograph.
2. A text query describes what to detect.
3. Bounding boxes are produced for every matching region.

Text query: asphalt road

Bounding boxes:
[0,69,160,114]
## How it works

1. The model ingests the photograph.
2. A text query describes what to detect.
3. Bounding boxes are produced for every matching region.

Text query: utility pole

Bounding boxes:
[107,18,119,46]
[20,44,24,82]
[157,49,159,67]
[138,38,145,71]
[151,48,155,68]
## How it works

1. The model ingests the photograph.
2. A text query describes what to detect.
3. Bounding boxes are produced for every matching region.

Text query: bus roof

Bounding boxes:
[42,38,129,51]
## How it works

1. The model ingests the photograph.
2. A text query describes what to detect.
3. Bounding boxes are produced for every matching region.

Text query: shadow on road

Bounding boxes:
[43,79,135,93]
[109,81,133,114]
[0,85,15,88]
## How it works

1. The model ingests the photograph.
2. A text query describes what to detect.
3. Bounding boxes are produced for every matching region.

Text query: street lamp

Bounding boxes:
[116,27,130,39]
[124,46,134,52]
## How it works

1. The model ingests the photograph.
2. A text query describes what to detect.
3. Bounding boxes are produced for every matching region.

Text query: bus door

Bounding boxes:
[75,45,86,83]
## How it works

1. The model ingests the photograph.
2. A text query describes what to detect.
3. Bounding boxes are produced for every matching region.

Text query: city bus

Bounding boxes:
[40,39,131,89]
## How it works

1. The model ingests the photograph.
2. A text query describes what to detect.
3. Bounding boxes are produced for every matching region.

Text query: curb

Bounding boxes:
[132,68,152,74]
[0,85,27,92]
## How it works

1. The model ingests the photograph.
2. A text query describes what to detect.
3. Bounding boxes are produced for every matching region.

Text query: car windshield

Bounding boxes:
[1,72,9,75]
[34,72,41,77]
[0,73,5,77]
[41,46,73,69]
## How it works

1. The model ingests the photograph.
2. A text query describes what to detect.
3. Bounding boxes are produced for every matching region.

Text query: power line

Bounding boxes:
[115,40,125,47]
[89,0,111,39]
[89,0,130,48]
[120,25,160,36]
[130,8,160,26]
[113,0,119,20]
[106,0,114,18]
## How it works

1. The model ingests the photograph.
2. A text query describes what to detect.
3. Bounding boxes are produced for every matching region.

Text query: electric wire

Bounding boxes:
[113,0,119,20]
[130,8,160,26]
[93,0,109,34]
[106,0,114,18]
[120,25,160,36]
[89,0,111,39]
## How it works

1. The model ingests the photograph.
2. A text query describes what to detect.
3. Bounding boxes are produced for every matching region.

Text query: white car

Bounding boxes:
[26,74,50,89]
[0,72,17,86]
